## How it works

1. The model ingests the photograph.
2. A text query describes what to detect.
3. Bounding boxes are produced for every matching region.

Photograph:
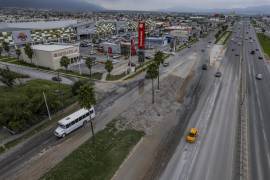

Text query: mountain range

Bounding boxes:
[164,5,270,14]
[0,0,105,11]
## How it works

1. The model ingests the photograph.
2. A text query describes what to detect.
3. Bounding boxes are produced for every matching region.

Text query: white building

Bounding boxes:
[21,44,80,70]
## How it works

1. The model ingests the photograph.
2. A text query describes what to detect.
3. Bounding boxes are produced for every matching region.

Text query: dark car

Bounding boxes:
[235,54,239,56]
[163,62,169,67]
[215,72,222,77]
[258,56,263,60]
[250,50,255,55]
[256,49,259,51]
[128,62,136,67]
[232,48,235,51]
[202,64,208,70]
[52,76,62,82]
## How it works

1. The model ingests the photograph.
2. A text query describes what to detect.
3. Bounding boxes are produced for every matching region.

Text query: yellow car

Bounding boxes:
[186,128,198,143]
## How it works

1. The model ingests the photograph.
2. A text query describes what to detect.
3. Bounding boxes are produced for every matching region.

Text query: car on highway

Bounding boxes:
[256,74,263,80]
[52,76,62,82]
[232,48,235,51]
[163,62,169,67]
[128,62,136,67]
[250,50,255,55]
[215,72,222,77]
[202,64,208,70]
[235,54,239,56]
[258,56,263,60]
[256,49,259,51]
[186,128,198,143]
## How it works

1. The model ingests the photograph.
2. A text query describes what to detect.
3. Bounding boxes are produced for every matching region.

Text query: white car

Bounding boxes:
[256,74,263,80]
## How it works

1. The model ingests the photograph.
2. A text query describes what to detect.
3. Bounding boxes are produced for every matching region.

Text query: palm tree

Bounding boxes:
[2,42,9,55]
[15,48,21,60]
[146,63,159,104]
[24,44,34,64]
[60,56,70,71]
[154,51,164,90]
[105,60,113,77]
[85,57,95,78]
[78,84,96,142]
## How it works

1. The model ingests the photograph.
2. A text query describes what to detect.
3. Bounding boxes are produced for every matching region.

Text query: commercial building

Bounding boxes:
[0,20,77,46]
[21,44,80,70]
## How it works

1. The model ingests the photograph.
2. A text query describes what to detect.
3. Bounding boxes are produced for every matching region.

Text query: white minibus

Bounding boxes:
[54,107,95,138]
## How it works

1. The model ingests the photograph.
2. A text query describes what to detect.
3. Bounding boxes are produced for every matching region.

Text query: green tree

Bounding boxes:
[78,84,96,142]
[0,67,16,87]
[24,43,34,64]
[2,41,9,55]
[60,56,70,71]
[154,51,164,90]
[0,47,2,56]
[15,48,21,60]
[146,63,159,104]
[85,57,95,78]
[105,60,113,76]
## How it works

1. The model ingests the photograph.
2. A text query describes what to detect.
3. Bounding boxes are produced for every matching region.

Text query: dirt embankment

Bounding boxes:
[112,64,201,180]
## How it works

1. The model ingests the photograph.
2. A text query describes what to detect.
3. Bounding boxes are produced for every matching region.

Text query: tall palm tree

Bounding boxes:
[146,63,159,104]
[105,60,113,77]
[15,48,21,60]
[24,44,34,64]
[60,56,70,71]
[2,41,9,55]
[85,57,95,78]
[78,84,96,142]
[154,51,164,90]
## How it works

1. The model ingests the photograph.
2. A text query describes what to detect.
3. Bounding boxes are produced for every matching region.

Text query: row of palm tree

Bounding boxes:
[146,51,165,104]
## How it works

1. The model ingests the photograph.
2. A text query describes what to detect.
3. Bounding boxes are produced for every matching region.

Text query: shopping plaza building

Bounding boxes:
[0,20,78,46]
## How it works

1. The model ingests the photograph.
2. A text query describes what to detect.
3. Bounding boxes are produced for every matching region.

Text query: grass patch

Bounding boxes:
[0,79,75,133]
[0,56,17,62]
[41,120,144,180]
[106,72,126,81]
[257,33,270,58]
[0,146,5,154]
[12,60,52,70]
[57,70,103,80]
[216,31,232,45]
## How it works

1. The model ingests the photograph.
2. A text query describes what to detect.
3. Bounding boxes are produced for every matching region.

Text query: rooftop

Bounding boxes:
[32,44,76,51]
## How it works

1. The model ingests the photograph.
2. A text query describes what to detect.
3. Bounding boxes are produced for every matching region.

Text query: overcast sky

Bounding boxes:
[88,0,270,10]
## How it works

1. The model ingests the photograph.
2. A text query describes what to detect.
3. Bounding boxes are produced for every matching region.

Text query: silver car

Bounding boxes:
[256,74,263,80]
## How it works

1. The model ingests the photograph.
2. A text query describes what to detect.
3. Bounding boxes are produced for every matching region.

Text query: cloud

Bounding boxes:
[88,0,270,10]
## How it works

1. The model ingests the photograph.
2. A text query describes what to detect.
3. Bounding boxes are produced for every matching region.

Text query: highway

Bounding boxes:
[160,23,242,180]
[244,21,270,180]
[0,33,216,180]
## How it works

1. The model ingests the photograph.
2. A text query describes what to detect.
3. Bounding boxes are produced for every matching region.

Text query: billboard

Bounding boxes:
[138,22,145,49]
[12,30,32,44]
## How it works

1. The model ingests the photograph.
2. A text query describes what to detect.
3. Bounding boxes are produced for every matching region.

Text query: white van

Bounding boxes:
[54,107,95,138]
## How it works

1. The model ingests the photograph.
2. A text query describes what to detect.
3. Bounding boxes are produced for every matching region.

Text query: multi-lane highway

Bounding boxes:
[160,23,242,180]
[0,32,216,180]
[244,21,270,180]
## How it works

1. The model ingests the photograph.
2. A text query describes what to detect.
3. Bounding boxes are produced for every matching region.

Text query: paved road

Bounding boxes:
[160,24,241,180]
[244,21,270,180]
[0,33,216,180]
[0,62,75,85]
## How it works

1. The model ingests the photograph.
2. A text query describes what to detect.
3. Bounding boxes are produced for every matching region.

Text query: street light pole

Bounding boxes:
[43,91,51,120]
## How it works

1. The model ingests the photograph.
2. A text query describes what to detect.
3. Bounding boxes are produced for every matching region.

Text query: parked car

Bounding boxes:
[128,62,136,67]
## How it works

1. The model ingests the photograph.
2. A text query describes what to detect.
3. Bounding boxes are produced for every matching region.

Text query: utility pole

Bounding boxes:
[43,92,51,120]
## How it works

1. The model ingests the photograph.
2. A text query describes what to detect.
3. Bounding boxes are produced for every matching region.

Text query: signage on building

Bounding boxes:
[138,22,145,49]
[12,30,32,44]
[53,48,79,58]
